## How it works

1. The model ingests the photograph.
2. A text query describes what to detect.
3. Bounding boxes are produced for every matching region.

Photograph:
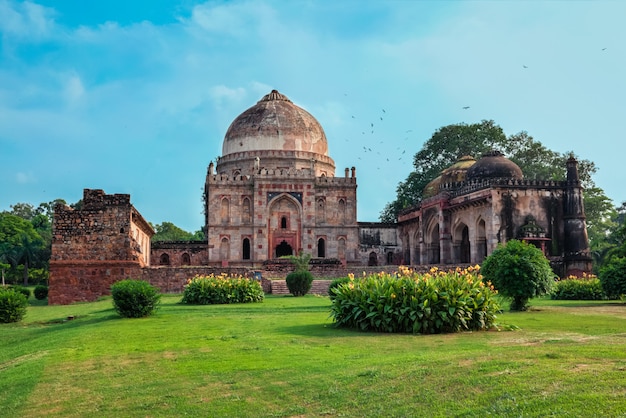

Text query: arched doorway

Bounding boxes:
[242,238,251,260]
[460,225,470,263]
[428,224,440,264]
[317,238,325,258]
[368,251,378,266]
[276,240,293,257]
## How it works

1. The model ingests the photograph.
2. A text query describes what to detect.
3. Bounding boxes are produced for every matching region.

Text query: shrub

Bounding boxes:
[9,285,30,299]
[0,287,29,323]
[34,285,49,300]
[330,266,500,334]
[285,271,314,297]
[328,277,351,300]
[551,274,604,300]
[110,279,161,318]
[481,240,555,311]
[599,257,626,299]
[182,274,264,304]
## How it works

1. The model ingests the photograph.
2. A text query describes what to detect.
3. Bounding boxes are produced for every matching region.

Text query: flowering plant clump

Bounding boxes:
[330,265,500,334]
[551,273,604,300]
[181,274,264,305]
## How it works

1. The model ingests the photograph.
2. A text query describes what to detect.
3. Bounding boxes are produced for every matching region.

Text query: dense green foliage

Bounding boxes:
[34,285,49,300]
[328,276,351,300]
[285,271,314,296]
[150,221,204,242]
[8,285,30,299]
[110,279,161,318]
[181,274,264,304]
[330,266,500,334]
[599,257,626,299]
[0,286,28,323]
[550,276,604,300]
[481,240,555,311]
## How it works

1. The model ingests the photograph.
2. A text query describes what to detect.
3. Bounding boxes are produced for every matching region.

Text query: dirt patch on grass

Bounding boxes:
[541,304,626,318]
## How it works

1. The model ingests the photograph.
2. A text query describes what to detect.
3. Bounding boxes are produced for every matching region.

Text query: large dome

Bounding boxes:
[222,90,329,156]
[216,90,335,176]
[466,150,523,181]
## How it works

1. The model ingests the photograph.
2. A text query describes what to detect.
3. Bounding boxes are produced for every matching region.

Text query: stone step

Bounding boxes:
[270,279,331,296]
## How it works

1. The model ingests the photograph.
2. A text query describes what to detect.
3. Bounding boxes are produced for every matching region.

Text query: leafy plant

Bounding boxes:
[282,250,312,272]
[110,279,161,318]
[599,257,626,299]
[285,271,314,297]
[550,274,604,300]
[9,285,30,299]
[34,285,49,300]
[328,277,351,300]
[0,286,28,323]
[481,240,555,311]
[330,266,500,334]
[182,274,264,304]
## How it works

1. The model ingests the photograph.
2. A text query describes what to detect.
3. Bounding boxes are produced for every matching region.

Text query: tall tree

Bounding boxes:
[0,213,45,285]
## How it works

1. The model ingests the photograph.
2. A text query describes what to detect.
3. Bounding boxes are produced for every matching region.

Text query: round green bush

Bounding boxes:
[34,285,49,300]
[0,287,29,323]
[285,270,313,296]
[110,279,161,318]
[599,257,626,299]
[481,240,555,311]
[9,285,30,299]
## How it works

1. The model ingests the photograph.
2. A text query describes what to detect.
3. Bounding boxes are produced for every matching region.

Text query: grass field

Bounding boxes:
[1,294,625,417]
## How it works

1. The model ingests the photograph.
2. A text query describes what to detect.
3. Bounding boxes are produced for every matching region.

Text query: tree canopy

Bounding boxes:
[151,222,204,242]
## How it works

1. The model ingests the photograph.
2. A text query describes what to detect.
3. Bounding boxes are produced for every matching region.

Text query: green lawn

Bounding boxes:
[1,294,625,417]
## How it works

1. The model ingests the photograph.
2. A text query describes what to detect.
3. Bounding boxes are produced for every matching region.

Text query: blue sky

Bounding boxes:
[1,0,625,232]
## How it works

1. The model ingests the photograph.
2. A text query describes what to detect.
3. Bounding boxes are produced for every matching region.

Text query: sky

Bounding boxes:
[1,0,625,232]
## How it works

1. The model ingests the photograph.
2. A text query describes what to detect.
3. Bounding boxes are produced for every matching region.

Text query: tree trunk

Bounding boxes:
[23,260,29,286]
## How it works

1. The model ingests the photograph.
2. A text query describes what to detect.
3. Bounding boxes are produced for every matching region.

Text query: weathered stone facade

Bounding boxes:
[397,153,592,277]
[204,90,361,265]
[49,189,154,304]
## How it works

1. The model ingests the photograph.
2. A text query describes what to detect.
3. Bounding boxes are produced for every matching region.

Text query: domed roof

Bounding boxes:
[440,155,476,184]
[466,150,523,181]
[222,90,329,157]
[423,155,476,198]
[423,175,442,198]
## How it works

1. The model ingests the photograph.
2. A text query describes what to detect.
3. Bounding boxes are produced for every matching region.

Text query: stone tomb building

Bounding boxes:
[397,151,592,277]
[49,90,591,304]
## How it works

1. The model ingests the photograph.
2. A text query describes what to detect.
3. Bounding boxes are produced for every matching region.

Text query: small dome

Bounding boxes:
[440,155,476,184]
[423,175,442,198]
[466,150,523,181]
[222,90,329,157]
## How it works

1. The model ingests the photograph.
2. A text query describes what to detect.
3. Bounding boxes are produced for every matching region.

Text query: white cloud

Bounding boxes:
[209,85,246,108]
[63,73,85,105]
[0,0,57,40]
[15,171,36,184]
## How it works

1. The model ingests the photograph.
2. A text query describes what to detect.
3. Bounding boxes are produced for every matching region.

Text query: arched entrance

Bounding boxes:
[276,240,293,257]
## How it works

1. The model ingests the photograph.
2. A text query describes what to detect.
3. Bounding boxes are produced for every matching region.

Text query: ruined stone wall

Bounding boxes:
[49,189,154,304]
[151,241,209,267]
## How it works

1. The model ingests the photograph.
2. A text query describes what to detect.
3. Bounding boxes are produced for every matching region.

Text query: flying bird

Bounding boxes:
[602,47,607,51]
[523,65,528,68]
[462,106,470,110]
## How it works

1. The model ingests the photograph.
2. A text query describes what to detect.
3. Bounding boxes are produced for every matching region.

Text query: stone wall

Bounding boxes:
[49,189,154,305]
